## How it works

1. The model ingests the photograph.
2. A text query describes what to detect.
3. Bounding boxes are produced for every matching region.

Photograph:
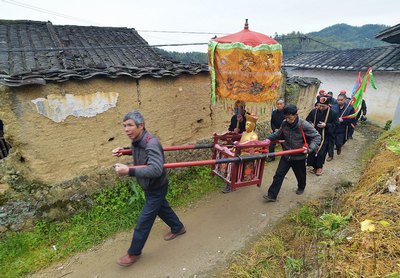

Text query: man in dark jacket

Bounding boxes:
[113,110,185,267]
[332,94,355,155]
[267,99,285,162]
[263,105,321,202]
[306,96,338,175]
[228,100,247,133]
[348,99,367,139]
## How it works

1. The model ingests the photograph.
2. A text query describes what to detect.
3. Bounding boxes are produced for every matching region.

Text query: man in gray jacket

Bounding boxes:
[263,104,321,202]
[113,110,185,266]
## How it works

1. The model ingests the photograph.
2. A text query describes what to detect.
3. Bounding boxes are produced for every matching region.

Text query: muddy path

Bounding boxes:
[31,132,367,278]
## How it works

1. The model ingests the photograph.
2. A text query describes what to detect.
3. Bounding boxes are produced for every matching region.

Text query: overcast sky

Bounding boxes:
[1,0,399,52]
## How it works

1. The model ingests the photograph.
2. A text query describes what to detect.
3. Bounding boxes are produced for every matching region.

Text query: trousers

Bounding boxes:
[128,184,183,256]
[267,156,306,199]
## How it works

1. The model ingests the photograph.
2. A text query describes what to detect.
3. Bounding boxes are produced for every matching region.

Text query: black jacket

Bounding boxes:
[306,108,338,137]
[228,114,246,133]
[270,109,285,131]
[128,129,167,191]
[268,118,321,160]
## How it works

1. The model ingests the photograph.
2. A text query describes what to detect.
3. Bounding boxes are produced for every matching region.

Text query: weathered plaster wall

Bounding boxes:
[1,74,235,184]
[1,74,320,185]
[286,68,400,126]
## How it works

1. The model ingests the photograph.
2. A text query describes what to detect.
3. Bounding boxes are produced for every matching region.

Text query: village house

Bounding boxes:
[283,24,400,127]
[0,20,318,232]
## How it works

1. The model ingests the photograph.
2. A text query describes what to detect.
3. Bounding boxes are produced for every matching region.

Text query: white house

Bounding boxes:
[283,24,400,127]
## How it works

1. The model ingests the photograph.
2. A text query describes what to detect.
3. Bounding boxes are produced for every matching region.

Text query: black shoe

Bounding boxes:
[266,157,275,162]
[221,184,231,193]
[263,194,276,202]
[296,189,304,195]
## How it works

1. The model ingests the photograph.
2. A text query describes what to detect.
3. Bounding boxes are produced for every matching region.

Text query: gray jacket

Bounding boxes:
[128,129,167,191]
[268,118,321,160]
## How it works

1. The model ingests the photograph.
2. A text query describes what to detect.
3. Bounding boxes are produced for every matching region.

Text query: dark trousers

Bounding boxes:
[268,142,276,153]
[335,131,347,150]
[267,156,306,199]
[328,133,335,158]
[128,184,183,256]
[307,142,328,168]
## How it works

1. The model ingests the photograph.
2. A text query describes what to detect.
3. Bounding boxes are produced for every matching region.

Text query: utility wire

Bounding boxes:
[1,35,340,53]
[1,0,228,35]
[1,0,101,25]
[0,42,209,53]
[137,30,229,35]
[275,35,339,50]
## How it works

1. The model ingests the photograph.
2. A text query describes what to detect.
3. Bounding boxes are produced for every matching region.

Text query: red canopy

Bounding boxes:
[212,24,278,47]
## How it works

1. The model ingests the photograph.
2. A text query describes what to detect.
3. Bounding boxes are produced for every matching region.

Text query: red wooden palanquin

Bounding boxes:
[211,132,270,191]
[116,133,304,191]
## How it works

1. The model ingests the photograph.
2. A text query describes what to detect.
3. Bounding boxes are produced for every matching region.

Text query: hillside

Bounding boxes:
[158,23,391,63]
[307,23,390,49]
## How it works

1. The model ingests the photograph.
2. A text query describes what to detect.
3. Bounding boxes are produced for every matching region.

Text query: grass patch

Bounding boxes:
[0,166,222,277]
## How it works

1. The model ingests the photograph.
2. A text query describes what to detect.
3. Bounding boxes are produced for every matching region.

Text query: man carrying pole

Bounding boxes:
[263,104,321,202]
[112,110,185,267]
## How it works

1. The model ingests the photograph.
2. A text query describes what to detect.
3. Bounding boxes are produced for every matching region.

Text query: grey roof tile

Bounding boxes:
[283,45,400,72]
[0,20,208,87]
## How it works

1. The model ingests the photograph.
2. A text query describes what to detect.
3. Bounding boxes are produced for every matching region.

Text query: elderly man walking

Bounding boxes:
[113,110,186,267]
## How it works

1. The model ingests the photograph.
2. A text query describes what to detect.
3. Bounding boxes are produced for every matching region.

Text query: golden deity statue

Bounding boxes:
[239,114,258,181]
[239,114,258,143]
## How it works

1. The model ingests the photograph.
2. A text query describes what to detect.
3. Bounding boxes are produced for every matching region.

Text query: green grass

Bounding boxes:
[0,166,222,277]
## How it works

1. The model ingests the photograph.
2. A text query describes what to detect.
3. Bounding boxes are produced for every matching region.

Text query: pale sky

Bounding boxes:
[1,0,399,52]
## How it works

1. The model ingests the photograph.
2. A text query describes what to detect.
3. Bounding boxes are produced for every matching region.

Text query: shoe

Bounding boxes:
[337,148,341,155]
[315,168,323,176]
[164,226,186,241]
[266,157,275,162]
[263,194,277,202]
[296,189,304,195]
[221,184,231,193]
[117,254,140,267]
[308,167,317,174]
[326,156,333,162]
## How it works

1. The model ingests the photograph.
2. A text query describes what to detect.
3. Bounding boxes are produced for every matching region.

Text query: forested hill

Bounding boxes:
[156,23,391,63]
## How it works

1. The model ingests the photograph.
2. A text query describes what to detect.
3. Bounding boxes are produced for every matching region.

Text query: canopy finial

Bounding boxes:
[244,19,249,30]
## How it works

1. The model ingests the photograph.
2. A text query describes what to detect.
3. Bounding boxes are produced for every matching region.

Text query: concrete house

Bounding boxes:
[283,25,400,126]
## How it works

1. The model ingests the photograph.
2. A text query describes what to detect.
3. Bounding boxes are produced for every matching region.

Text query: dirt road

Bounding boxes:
[32,133,366,278]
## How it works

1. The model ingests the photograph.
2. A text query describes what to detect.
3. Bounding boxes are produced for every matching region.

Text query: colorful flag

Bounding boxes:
[343,68,377,119]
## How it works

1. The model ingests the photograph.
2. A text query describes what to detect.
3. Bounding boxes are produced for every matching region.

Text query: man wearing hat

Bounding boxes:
[306,96,338,175]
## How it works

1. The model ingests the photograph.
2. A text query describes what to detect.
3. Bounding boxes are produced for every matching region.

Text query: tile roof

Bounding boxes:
[375,24,400,44]
[0,20,208,87]
[286,76,321,87]
[282,45,400,72]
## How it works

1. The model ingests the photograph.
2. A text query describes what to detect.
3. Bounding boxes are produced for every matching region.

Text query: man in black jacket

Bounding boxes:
[267,99,285,162]
[306,96,338,175]
[113,110,185,267]
[228,100,247,133]
[332,94,355,155]
[263,105,321,202]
